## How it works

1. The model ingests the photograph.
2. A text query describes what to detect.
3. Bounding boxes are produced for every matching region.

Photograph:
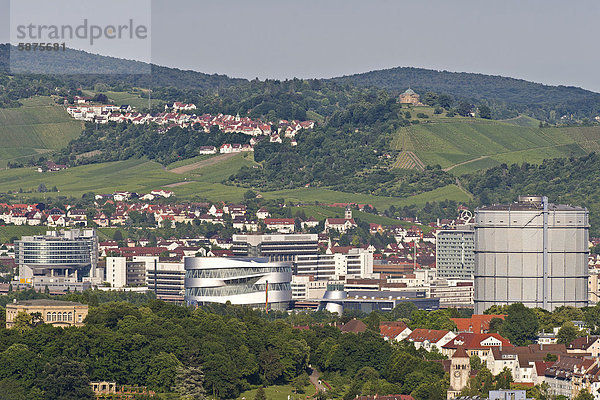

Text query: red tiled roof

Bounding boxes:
[451,314,506,334]
[341,319,367,333]
[443,333,512,350]
[380,321,410,339]
[407,328,451,343]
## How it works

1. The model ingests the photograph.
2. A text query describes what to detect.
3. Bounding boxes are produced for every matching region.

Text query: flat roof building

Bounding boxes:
[232,234,318,263]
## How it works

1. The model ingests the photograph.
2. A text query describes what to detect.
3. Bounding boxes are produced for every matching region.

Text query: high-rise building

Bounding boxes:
[474,196,589,313]
[15,229,99,290]
[436,228,475,279]
[232,234,318,262]
[184,257,292,310]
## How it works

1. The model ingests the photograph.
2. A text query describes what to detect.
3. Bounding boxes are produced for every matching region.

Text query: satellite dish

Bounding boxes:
[459,210,473,223]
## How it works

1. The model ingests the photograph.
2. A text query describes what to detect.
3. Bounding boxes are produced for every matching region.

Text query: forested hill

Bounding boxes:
[330,66,600,118]
[0,44,245,90]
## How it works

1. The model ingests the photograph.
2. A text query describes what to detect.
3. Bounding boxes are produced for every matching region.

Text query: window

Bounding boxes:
[47,312,51,321]
[52,312,56,321]
[68,312,72,321]
[78,314,82,322]
[57,312,61,322]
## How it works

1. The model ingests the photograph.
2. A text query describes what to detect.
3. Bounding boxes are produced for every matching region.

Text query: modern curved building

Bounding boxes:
[474,196,589,313]
[184,257,292,310]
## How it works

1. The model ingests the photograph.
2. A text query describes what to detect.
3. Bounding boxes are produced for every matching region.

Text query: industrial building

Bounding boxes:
[474,195,589,313]
[184,257,292,310]
[436,228,475,279]
[14,229,99,291]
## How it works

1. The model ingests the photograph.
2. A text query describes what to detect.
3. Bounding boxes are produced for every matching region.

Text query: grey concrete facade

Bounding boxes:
[474,196,589,313]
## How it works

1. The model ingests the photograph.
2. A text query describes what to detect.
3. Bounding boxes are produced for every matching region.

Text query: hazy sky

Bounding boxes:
[2,0,599,92]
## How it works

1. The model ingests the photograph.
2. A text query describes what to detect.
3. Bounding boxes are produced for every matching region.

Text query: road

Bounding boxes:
[309,368,327,392]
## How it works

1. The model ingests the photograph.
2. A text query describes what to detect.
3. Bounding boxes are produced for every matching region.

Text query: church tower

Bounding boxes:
[447,346,471,400]
[345,205,352,220]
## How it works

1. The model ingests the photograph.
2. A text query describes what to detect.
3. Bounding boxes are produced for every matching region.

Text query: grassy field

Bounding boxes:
[391,120,598,174]
[186,153,259,183]
[0,226,54,244]
[236,384,315,400]
[82,89,165,109]
[290,205,402,225]
[0,96,83,168]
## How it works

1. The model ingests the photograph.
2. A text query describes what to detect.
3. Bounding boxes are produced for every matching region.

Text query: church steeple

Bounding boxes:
[447,345,471,400]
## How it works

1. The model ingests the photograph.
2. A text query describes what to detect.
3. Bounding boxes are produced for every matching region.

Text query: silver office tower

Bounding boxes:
[474,196,588,313]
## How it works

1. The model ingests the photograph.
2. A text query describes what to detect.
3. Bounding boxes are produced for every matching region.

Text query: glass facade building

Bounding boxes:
[184,257,292,310]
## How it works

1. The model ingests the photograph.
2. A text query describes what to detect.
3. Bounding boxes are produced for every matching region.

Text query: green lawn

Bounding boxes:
[236,384,315,400]
[82,90,165,110]
[0,226,55,244]
[0,96,83,167]
[187,153,259,183]
[165,154,213,170]
[290,205,402,225]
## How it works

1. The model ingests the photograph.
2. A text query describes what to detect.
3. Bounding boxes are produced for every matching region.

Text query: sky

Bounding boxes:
[1,0,599,92]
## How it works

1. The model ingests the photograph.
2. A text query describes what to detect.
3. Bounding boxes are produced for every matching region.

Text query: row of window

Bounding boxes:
[185,266,291,279]
[45,311,83,322]
[185,282,291,297]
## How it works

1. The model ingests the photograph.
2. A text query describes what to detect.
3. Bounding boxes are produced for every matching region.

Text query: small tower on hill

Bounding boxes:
[345,205,352,220]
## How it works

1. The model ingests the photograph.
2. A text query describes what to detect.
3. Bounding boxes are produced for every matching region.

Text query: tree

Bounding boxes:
[147,352,182,392]
[292,373,310,394]
[488,317,504,333]
[37,183,48,193]
[574,389,594,400]
[255,386,267,400]
[457,102,473,117]
[500,303,539,346]
[470,355,483,370]
[557,321,579,344]
[173,365,207,400]
[12,311,33,333]
[39,357,94,400]
[112,230,124,241]
[244,190,257,200]
[478,105,492,119]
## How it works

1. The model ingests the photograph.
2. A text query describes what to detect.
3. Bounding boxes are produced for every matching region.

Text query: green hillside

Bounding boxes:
[0,96,82,167]
[391,119,600,174]
[0,155,469,210]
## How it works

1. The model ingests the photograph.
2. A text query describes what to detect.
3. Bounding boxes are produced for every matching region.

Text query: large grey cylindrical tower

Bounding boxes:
[474,196,588,313]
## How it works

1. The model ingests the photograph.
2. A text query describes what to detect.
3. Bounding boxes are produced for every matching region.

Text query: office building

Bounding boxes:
[291,275,328,300]
[6,299,88,328]
[15,229,99,290]
[105,257,146,289]
[474,195,589,313]
[134,256,185,302]
[232,234,318,262]
[184,257,292,310]
[436,228,475,279]
[295,248,374,279]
